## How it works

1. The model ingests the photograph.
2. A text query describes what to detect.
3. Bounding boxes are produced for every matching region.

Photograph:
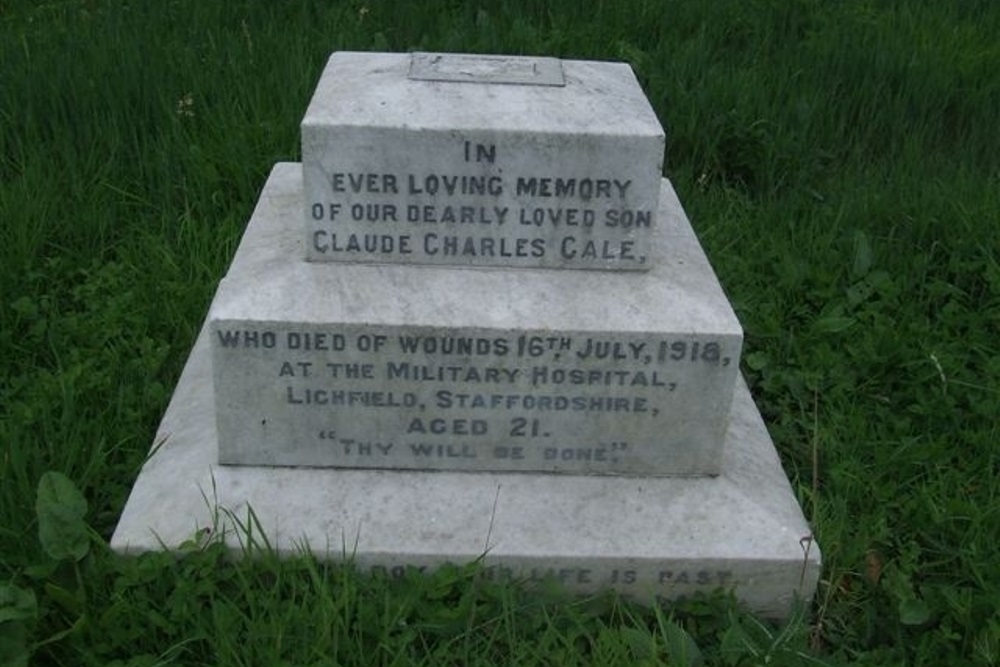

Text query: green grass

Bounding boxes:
[2,0,999,664]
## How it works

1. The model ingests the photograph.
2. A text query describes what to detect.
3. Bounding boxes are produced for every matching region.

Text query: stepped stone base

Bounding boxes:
[113,333,819,619]
[111,164,820,618]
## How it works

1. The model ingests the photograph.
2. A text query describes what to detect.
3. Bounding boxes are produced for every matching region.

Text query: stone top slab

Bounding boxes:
[301,52,665,270]
[302,52,662,135]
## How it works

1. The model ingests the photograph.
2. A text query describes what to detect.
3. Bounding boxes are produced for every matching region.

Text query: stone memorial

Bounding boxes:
[113,52,821,618]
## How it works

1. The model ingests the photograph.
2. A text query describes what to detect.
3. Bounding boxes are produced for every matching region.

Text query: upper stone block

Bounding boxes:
[301,52,665,270]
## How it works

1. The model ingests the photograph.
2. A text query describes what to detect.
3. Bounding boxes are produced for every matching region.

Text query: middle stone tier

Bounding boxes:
[211,164,742,476]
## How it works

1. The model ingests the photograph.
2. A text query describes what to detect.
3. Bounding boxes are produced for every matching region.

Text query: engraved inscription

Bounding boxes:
[307,138,655,269]
[214,323,739,473]
[370,561,738,599]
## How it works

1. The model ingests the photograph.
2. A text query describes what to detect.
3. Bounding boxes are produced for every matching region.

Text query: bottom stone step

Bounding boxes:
[112,319,820,619]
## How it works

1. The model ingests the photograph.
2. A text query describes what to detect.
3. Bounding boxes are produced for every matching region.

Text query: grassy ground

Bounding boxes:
[2,0,998,664]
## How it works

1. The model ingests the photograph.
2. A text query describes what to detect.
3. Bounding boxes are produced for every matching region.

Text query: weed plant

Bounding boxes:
[2,0,998,664]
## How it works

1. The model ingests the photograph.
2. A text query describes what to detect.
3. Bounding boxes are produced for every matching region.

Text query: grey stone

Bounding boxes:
[301,52,665,270]
[112,306,820,618]
[211,164,741,476]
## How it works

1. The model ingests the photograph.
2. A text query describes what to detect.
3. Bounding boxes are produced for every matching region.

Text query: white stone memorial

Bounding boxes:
[113,52,820,618]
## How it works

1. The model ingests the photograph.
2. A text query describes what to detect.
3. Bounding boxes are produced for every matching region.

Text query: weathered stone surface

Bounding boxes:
[112,310,820,619]
[301,52,664,270]
[211,164,741,475]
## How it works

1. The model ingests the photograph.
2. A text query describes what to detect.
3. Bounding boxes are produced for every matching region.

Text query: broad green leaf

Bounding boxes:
[719,623,755,665]
[44,582,82,615]
[36,471,90,562]
[851,229,874,279]
[0,585,37,624]
[658,616,704,667]
[744,351,769,371]
[620,626,655,660]
[899,598,931,626]
[846,279,875,306]
[23,561,58,580]
[813,316,856,333]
